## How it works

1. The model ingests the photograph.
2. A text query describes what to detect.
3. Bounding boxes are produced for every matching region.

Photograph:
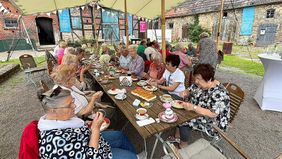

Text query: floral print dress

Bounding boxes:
[182,83,230,136]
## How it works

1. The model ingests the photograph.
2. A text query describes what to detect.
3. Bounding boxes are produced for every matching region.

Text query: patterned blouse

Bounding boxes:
[182,83,230,136]
[39,126,112,159]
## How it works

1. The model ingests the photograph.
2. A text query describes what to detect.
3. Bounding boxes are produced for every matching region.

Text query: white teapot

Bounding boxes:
[165,108,174,120]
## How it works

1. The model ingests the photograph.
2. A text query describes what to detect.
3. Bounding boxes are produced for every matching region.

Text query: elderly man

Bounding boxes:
[119,46,131,69]
[122,45,144,78]
[187,43,196,57]
[172,42,192,71]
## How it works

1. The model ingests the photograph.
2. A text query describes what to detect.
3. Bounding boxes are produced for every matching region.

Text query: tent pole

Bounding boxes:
[124,0,129,48]
[92,5,99,55]
[216,0,225,50]
[161,0,166,63]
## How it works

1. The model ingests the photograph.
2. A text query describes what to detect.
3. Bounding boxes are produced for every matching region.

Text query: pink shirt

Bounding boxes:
[57,48,65,65]
[172,51,191,69]
[148,62,165,80]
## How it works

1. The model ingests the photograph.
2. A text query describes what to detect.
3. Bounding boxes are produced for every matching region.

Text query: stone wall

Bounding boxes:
[166,2,282,45]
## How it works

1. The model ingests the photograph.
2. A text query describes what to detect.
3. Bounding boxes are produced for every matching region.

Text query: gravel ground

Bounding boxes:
[0,68,281,159]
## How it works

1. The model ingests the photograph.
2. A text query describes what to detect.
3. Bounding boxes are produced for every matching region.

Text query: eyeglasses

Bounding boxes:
[43,86,62,98]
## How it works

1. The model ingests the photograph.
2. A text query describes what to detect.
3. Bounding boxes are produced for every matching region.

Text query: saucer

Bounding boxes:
[135,113,149,120]
[158,112,178,123]
[114,94,127,100]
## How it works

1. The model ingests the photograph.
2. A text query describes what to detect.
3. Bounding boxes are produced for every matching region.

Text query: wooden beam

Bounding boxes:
[89,5,95,39]
[56,10,63,40]
[79,7,85,38]
[161,0,166,63]
[92,5,99,55]
[124,0,129,48]
[216,0,225,50]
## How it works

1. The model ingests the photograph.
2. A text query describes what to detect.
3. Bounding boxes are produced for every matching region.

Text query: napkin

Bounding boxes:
[136,118,155,127]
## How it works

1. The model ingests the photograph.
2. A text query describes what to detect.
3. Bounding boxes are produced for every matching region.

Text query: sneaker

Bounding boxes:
[137,151,147,159]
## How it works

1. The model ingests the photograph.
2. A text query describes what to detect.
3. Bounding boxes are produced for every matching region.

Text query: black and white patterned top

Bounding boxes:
[182,83,230,135]
[39,126,112,159]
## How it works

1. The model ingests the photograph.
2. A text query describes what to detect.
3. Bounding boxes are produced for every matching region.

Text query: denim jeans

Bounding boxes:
[101,131,137,159]
[178,125,192,142]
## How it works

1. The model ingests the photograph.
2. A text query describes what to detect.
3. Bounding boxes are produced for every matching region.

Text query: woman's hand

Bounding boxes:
[149,81,158,87]
[179,90,189,98]
[81,65,91,74]
[91,112,104,130]
[91,91,103,101]
[181,102,193,111]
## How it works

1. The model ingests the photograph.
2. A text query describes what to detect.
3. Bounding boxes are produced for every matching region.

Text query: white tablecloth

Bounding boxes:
[254,53,282,112]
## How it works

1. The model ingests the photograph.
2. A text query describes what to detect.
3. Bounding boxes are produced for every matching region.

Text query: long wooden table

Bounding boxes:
[90,70,198,158]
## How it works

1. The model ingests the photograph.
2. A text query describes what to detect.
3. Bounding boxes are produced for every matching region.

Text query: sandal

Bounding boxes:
[166,136,181,144]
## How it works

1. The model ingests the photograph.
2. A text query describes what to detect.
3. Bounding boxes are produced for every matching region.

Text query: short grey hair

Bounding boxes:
[39,87,71,111]
[128,45,138,51]
[151,53,162,62]
[174,42,185,51]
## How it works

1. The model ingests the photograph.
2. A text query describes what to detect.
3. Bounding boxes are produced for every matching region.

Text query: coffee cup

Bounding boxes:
[97,109,107,117]
[136,108,147,116]
[116,93,125,99]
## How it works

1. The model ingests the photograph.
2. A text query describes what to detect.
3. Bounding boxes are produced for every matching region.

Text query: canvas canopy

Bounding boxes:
[9,0,96,15]
[9,0,185,19]
[99,0,185,19]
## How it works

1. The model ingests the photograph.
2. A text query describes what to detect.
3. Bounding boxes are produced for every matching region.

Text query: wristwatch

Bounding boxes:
[193,105,197,111]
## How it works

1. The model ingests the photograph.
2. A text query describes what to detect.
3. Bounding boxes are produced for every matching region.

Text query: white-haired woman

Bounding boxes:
[143,53,165,80]
[122,45,144,78]
[51,64,103,117]
[37,88,137,159]
[172,42,192,71]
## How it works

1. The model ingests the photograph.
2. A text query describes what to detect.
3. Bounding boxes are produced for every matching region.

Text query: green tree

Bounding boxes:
[187,15,210,43]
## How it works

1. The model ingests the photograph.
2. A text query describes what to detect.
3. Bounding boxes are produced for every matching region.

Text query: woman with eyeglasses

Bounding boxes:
[149,54,185,99]
[167,64,230,148]
[37,88,137,159]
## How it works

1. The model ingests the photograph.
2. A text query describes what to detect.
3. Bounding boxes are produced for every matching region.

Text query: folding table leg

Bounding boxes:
[150,132,163,159]
[144,138,148,159]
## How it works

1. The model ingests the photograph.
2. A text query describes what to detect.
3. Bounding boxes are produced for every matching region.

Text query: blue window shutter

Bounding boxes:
[240,6,255,35]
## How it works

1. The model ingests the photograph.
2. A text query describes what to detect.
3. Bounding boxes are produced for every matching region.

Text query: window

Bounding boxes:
[168,22,174,29]
[223,11,228,18]
[4,19,18,29]
[266,9,275,18]
[71,17,82,29]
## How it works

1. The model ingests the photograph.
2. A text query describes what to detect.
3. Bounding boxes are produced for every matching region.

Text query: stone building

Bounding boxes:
[165,0,282,46]
[0,0,60,52]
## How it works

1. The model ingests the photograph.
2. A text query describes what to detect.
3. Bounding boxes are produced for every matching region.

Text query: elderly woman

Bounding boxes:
[37,88,137,158]
[197,32,218,68]
[172,42,192,71]
[51,64,104,117]
[119,46,131,70]
[99,43,112,64]
[143,53,165,80]
[149,54,185,99]
[169,64,230,148]
[122,45,144,78]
